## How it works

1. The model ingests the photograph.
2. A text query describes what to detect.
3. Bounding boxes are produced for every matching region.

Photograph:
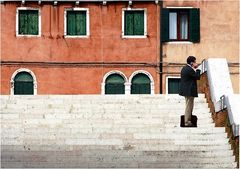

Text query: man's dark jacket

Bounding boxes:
[179,65,201,97]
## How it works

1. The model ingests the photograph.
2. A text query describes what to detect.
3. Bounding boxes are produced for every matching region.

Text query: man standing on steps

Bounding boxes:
[179,56,201,127]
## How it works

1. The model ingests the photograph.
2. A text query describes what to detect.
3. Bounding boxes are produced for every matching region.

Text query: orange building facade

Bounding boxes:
[1,1,160,95]
[1,0,239,95]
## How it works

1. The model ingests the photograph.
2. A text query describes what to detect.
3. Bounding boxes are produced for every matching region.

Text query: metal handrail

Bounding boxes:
[220,95,226,111]
[201,59,206,74]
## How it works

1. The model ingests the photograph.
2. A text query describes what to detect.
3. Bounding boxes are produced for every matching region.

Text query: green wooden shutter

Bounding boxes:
[67,11,76,35]
[131,74,151,94]
[76,11,87,35]
[161,8,169,42]
[134,11,144,35]
[28,10,38,35]
[14,72,34,95]
[105,74,125,94]
[168,78,180,94]
[19,10,38,35]
[67,11,87,36]
[125,11,134,35]
[189,8,200,43]
[19,11,28,34]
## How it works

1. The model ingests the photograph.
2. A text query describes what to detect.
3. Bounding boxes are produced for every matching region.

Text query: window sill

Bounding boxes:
[122,35,147,39]
[165,41,193,44]
[16,34,41,38]
[64,35,89,38]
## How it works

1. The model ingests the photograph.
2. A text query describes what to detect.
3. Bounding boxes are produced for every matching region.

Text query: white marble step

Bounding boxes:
[0,95,236,168]
[1,161,236,168]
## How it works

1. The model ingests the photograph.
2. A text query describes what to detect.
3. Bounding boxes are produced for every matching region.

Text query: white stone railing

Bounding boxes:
[199,58,239,136]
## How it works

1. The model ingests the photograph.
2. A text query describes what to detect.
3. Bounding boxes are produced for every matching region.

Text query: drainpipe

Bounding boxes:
[159,0,163,94]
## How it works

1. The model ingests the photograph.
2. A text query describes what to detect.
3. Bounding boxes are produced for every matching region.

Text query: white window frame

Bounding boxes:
[64,8,90,38]
[166,76,180,94]
[122,8,147,38]
[16,7,41,37]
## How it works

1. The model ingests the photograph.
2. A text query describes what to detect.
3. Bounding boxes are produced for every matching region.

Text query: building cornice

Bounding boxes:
[0,0,159,2]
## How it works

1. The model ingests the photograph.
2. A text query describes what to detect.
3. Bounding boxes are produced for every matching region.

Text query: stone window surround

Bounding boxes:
[64,7,90,38]
[10,68,37,95]
[16,7,41,37]
[102,70,154,95]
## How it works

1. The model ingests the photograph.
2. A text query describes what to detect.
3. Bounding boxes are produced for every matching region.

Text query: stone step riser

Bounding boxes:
[0,160,236,169]
[1,139,229,146]
[1,99,207,106]
[1,145,232,151]
[1,105,209,111]
[0,117,214,124]
[1,155,235,163]
[1,133,228,141]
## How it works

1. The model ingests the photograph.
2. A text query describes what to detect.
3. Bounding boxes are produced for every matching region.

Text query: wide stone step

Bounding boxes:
[0,94,206,99]
[0,122,216,130]
[1,149,234,160]
[1,153,235,164]
[1,97,207,103]
[4,127,222,136]
[1,113,212,121]
[1,104,209,110]
[2,132,227,141]
[1,144,232,152]
[1,161,236,168]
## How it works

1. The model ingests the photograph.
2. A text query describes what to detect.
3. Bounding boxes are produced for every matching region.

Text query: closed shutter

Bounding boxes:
[14,72,34,95]
[19,11,28,34]
[125,11,144,36]
[125,11,134,35]
[131,84,150,94]
[67,11,86,36]
[105,74,125,94]
[76,11,87,35]
[168,78,180,94]
[131,74,150,94]
[67,11,76,35]
[161,8,169,42]
[28,10,38,35]
[189,8,200,43]
[134,11,144,35]
[19,10,38,35]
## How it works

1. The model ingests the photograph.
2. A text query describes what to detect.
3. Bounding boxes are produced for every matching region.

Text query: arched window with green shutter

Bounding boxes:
[131,73,151,94]
[105,74,125,94]
[14,72,34,95]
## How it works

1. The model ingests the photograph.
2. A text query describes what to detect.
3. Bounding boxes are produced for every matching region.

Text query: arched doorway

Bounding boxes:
[13,72,34,95]
[131,73,151,94]
[105,74,125,94]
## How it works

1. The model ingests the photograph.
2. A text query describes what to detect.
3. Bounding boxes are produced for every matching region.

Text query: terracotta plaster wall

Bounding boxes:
[1,66,159,94]
[1,2,160,94]
[1,2,159,63]
[162,0,239,93]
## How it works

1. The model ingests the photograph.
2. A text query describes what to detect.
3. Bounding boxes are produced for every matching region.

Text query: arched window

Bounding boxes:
[105,74,125,94]
[14,72,34,95]
[131,73,151,94]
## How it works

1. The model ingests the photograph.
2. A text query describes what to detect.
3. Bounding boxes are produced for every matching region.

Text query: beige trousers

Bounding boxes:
[184,96,194,123]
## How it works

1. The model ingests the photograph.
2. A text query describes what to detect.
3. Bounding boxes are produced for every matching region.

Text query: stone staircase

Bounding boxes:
[0,94,237,168]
